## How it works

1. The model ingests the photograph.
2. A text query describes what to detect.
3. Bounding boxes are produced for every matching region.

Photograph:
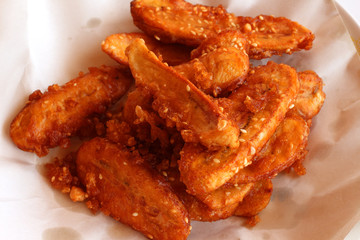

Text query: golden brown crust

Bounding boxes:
[102,32,192,66]
[228,114,309,184]
[179,61,299,196]
[290,70,326,120]
[126,38,240,149]
[9,66,133,157]
[174,31,250,96]
[130,0,314,58]
[163,166,241,222]
[234,179,273,217]
[77,137,191,240]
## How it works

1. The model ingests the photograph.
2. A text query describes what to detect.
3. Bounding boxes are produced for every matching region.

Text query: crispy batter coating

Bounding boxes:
[130,0,314,58]
[290,70,325,120]
[163,166,241,222]
[228,114,309,184]
[10,66,133,156]
[234,179,273,217]
[195,181,254,210]
[76,137,191,240]
[126,38,240,149]
[179,61,299,196]
[174,31,250,96]
[102,32,192,66]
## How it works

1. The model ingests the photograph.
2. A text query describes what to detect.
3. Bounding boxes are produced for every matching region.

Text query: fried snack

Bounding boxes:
[130,0,314,58]
[290,70,326,120]
[228,114,309,184]
[179,61,299,196]
[76,137,191,240]
[10,66,133,157]
[195,181,254,210]
[174,31,250,96]
[163,166,241,222]
[126,38,240,149]
[234,179,273,217]
[102,32,192,66]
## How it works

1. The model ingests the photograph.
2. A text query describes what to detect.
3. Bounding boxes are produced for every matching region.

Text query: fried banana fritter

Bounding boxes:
[290,70,326,120]
[162,166,241,222]
[130,0,314,58]
[102,32,192,66]
[77,137,190,240]
[179,61,299,196]
[228,114,309,184]
[10,66,133,157]
[126,38,240,149]
[174,31,250,96]
[234,179,273,217]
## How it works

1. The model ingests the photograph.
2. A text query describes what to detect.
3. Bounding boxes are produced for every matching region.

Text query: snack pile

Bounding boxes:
[9,0,325,239]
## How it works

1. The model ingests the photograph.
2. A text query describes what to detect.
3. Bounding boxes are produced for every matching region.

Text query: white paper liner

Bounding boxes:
[1,0,360,239]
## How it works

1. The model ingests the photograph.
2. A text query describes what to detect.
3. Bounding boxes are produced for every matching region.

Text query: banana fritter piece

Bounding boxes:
[102,32,192,66]
[77,137,191,240]
[126,38,240,149]
[163,167,241,222]
[174,31,250,96]
[290,70,325,120]
[228,114,309,184]
[179,61,299,196]
[234,179,273,217]
[10,66,133,157]
[130,0,314,58]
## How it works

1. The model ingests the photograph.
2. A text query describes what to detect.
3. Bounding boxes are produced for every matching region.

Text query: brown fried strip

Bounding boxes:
[179,61,299,196]
[77,137,191,240]
[228,114,309,184]
[234,179,273,217]
[126,38,240,149]
[102,32,192,66]
[130,0,314,58]
[10,65,133,156]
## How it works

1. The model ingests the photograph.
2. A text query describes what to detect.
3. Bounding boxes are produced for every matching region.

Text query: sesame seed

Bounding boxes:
[225,192,231,196]
[251,42,258,47]
[217,119,228,131]
[239,138,245,142]
[162,171,168,177]
[289,104,295,109]
[286,48,291,53]
[99,174,103,180]
[186,85,191,92]
[213,158,221,163]
[240,129,247,134]
[185,217,189,223]
[259,15,264,20]
[51,176,55,182]
[244,23,252,32]
[123,162,128,166]
[251,146,256,155]
[235,167,239,173]
[132,212,138,217]
[154,35,160,41]
[189,226,192,230]
[190,30,197,35]
[234,183,238,187]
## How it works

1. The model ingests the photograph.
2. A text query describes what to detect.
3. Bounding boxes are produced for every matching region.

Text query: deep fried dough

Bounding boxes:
[130,0,314,58]
[10,66,133,157]
[162,166,241,222]
[290,70,325,120]
[234,179,273,217]
[179,61,299,196]
[126,38,240,149]
[102,32,192,66]
[174,31,250,96]
[76,137,190,240]
[228,114,309,184]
